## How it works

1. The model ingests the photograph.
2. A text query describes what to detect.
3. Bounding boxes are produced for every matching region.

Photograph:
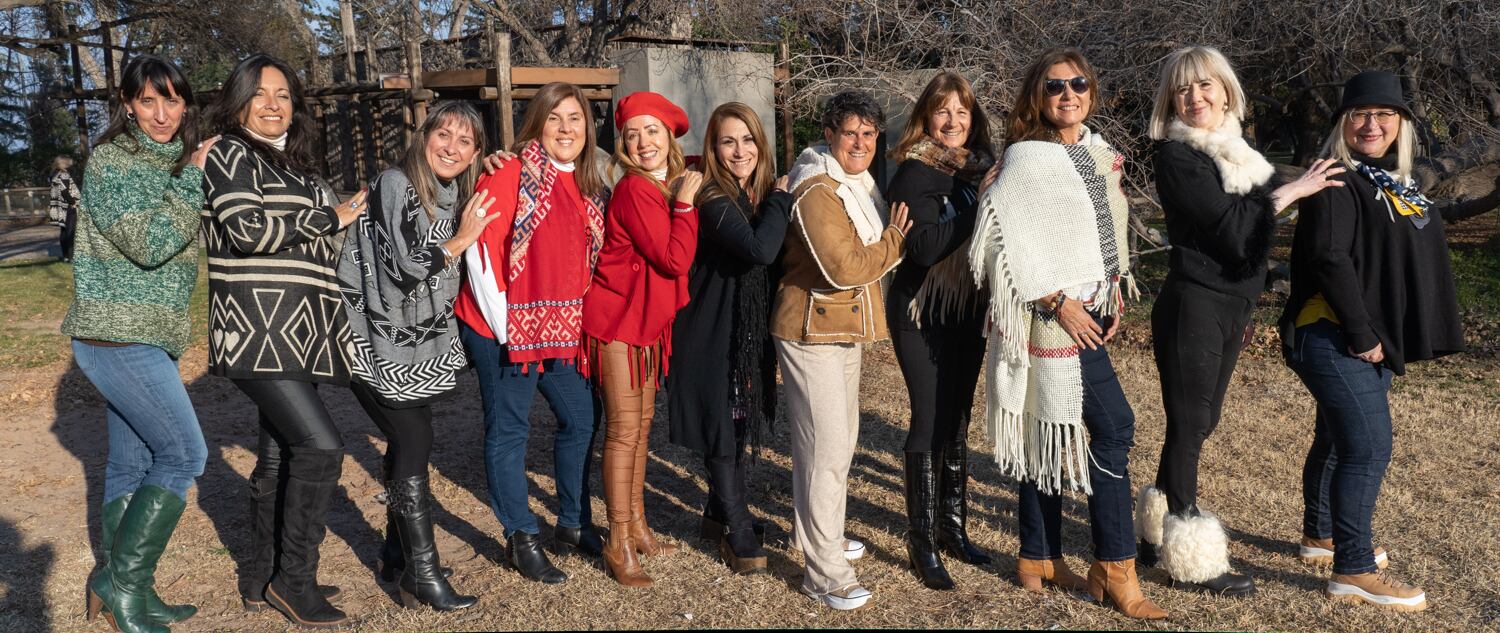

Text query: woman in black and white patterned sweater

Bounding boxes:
[336,101,501,612]
[202,53,366,628]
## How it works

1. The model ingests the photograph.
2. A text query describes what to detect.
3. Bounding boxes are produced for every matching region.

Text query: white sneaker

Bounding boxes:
[802,583,872,610]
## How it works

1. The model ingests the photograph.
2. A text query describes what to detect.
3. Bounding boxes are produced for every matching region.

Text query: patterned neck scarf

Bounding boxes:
[1352,156,1431,229]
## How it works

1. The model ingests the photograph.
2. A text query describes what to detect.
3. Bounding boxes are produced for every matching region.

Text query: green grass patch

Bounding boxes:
[1450,246,1500,317]
[0,257,210,370]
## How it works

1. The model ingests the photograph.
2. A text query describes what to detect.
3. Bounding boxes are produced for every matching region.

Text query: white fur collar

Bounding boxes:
[1165,115,1273,194]
[787,144,886,245]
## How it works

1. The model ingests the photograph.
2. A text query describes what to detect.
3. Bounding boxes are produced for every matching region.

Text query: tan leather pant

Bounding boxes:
[597,340,657,526]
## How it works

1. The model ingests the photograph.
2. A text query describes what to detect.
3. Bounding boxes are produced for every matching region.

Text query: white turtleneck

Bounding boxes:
[550,157,576,172]
[649,166,669,181]
[243,126,288,151]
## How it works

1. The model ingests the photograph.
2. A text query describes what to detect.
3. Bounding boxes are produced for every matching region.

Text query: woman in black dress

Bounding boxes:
[667,102,791,574]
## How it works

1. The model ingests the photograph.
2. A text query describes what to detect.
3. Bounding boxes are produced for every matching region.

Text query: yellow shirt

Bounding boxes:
[1295,293,1341,327]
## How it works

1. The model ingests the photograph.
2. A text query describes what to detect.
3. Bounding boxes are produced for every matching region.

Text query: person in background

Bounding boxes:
[1279,70,1463,612]
[337,101,496,612]
[202,53,365,628]
[50,155,81,262]
[885,71,997,591]
[668,102,791,575]
[775,90,910,610]
[1134,45,1345,598]
[64,54,216,633]
[454,81,611,585]
[584,91,700,588]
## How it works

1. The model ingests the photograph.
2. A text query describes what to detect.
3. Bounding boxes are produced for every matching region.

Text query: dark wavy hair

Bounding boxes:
[205,53,316,172]
[820,90,886,134]
[97,55,200,176]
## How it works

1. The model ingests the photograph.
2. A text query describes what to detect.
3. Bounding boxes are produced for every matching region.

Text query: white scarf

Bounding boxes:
[969,139,1132,495]
[1164,114,1273,194]
[787,145,886,245]
[242,126,288,151]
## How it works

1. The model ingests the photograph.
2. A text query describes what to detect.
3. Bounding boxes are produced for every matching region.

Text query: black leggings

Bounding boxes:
[233,379,344,483]
[350,381,434,481]
[1150,281,1252,514]
[703,438,752,533]
[892,321,986,453]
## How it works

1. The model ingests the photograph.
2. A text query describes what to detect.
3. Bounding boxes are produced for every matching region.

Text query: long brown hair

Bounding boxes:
[205,53,315,173]
[696,102,775,210]
[398,101,485,219]
[1005,48,1100,145]
[890,71,994,159]
[514,82,606,199]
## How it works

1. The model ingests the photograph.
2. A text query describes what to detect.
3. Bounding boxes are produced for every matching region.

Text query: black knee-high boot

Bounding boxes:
[264,447,347,628]
[388,476,477,611]
[905,452,955,590]
[936,441,992,565]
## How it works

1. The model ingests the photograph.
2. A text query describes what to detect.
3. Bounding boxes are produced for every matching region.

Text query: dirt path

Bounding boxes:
[0,224,63,262]
[2,336,1497,632]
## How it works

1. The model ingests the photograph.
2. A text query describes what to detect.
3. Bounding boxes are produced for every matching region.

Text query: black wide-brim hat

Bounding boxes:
[1336,71,1413,119]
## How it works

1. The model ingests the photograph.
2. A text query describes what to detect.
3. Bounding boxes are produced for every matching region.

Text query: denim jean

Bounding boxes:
[72,340,207,503]
[1288,320,1393,575]
[1018,335,1137,562]
[461,322,595,537]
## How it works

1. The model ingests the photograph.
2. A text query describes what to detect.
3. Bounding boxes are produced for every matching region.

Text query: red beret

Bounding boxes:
[615,91,690,138]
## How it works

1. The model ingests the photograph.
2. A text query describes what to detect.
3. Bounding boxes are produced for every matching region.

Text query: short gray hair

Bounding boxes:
[820,91,885,132]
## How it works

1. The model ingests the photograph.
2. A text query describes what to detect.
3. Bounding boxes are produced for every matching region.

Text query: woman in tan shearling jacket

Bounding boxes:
[773,90,910,611]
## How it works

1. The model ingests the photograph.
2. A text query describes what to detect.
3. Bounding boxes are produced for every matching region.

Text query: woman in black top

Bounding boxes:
[1136,46,1344,597]
[884,72,996,590]
[1278,71,1461,611]
[668,102,791,575]
[202,54,366,627]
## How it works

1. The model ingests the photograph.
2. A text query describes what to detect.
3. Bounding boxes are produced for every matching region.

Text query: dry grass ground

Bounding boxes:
[2,218,1499,631]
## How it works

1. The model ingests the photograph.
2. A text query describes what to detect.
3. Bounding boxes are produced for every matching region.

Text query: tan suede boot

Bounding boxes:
[1087,559,1168,620]
[1298,537,1389,569]
[1327,571,1426,611]
[603,524,652,588]
[1017,557,1090,594]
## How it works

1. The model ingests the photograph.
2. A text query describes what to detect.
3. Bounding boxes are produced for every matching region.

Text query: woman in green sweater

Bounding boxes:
[63,55,217,633]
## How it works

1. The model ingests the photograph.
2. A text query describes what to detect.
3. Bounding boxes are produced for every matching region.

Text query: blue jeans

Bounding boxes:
[72,340,207,502]
[1018,338,1137,562]
[461,323,595,537]
[1288,320,1393,575]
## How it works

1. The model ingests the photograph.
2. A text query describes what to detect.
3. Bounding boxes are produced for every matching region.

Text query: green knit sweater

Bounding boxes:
[61,127,205,357]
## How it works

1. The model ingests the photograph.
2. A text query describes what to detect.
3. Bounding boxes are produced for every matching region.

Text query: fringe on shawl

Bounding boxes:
[908,241,981,328]
[968,192,1031,367]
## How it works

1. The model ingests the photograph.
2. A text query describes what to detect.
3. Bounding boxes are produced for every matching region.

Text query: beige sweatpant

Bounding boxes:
[775,338,864,596]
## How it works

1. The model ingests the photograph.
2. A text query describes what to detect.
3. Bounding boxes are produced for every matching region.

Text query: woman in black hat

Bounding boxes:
[1278,70,1464,611]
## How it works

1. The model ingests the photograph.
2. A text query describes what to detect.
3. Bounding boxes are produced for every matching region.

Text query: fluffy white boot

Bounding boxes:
[1160,510,1233,583]
[1134,486,1167,546]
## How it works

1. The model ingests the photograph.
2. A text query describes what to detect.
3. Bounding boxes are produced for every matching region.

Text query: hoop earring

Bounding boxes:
[126,111,136,121]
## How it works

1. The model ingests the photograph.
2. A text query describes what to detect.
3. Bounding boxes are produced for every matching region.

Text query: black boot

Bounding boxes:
[936,442,992,565]
[508,531,566,584]
[553,524,604,558]
[1160,507,1257,598]
[380,504,454,581]
[388,476,477,611]
[263,447,349,628]
[905,452,956,590]
[1137,540,1159,568]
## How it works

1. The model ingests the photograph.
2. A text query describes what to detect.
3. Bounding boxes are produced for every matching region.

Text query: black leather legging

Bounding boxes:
[233,379,344,484]
[350,380,434,481]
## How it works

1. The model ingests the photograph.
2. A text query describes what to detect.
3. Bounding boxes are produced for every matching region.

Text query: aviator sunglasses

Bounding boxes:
[1045,76,1090,97]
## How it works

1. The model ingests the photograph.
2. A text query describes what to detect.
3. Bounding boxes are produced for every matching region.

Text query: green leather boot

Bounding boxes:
[91,493,197,625]
[86,486,191,633]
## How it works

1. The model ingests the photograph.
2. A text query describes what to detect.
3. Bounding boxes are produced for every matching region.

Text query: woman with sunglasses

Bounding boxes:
[1277,71,1462,611]
[1133,46,1345,598]
[970,48,1165,620]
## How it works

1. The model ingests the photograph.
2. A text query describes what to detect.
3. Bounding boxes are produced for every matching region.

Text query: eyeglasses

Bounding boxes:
[1349,110,1400,125]
[1045,76,1090,97]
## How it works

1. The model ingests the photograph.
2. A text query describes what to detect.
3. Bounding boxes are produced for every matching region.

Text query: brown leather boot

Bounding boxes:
[1087,559,1168,620]
[630,389,677,557]
[603,523,652,588]
[1017,557,1089,594]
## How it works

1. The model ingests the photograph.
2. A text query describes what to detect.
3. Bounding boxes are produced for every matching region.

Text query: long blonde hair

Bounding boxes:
[697,102,775,209]
[514,82,606,199]
[1148,46,1249,140]
[890,71,994,159]
[1321,110,1421,181]
[610,122,686,197]
[399,101,485,218]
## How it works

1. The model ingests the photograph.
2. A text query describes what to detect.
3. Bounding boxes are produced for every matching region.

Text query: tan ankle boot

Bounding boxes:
[1017,557,1089,593]
[1327,571,1426,611]
[1298,537,1389,569]
[1087,559,1168,620]
[604,523,652,588]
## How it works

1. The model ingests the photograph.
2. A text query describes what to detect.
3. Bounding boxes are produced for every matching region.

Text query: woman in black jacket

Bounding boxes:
[667,102,791,574]
[1135,46,1344,597]
[1279,71,1462,611]
[884,71,996,590]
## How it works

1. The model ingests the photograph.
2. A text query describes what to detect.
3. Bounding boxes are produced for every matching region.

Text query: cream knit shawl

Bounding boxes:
[968,139,1132,494]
